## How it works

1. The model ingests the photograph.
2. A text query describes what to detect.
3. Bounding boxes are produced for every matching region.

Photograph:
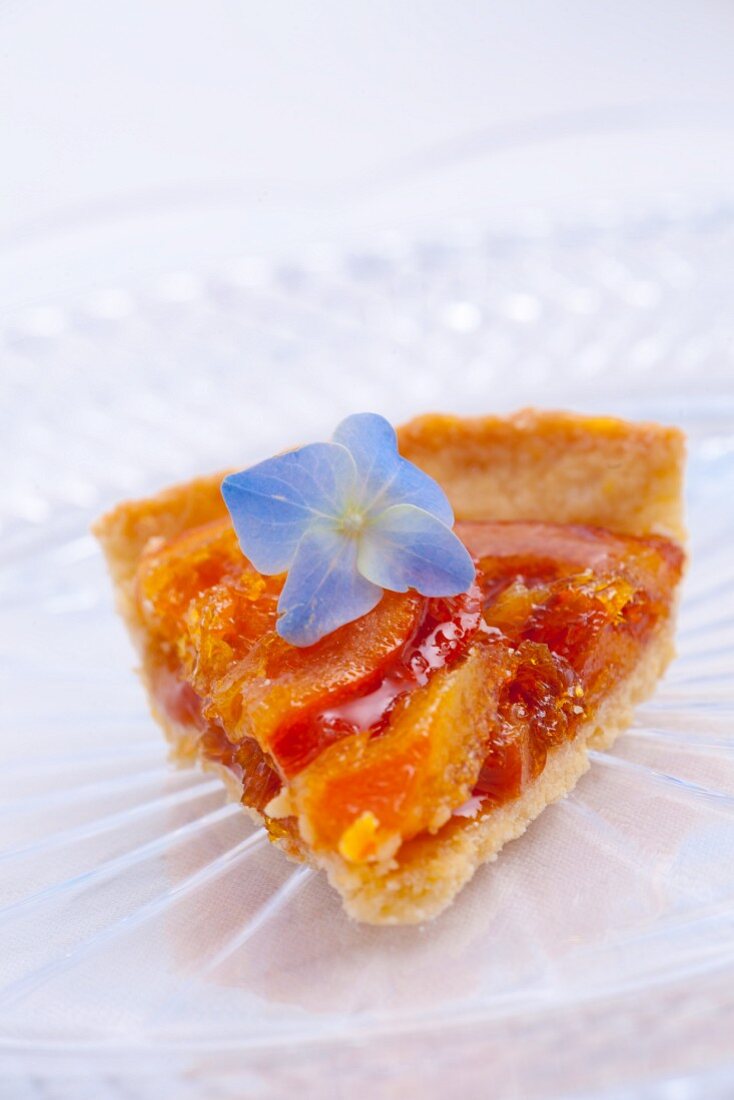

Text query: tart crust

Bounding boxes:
[95,409,686,924]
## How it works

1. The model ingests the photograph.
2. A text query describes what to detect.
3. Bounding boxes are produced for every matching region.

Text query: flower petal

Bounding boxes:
[358,504,475,596]
[276,524,383,647]
[221,442,356,574]
[381,457,454,526]
[332,413,401,510]
[333,412,454,524]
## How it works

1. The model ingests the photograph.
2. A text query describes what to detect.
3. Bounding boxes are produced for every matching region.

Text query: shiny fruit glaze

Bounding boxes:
[137,516,683,858]
[233,590,427,777]
[152,663,281,813]
[474,641,579,802]
[269,585,485,778]
[137,520,283,695]
[467,524,683,805]
[289,640,509,861]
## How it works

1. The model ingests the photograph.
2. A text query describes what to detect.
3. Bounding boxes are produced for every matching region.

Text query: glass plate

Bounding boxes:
[2,207,734,1099]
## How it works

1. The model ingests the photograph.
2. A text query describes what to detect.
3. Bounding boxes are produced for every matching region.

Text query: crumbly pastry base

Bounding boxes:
[95,409,686,925]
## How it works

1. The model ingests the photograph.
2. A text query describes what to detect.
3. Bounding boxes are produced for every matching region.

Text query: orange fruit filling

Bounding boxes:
[136,516,683,862]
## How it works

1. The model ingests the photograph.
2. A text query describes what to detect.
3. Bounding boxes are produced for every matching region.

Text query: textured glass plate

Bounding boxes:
[2,208,734,1098]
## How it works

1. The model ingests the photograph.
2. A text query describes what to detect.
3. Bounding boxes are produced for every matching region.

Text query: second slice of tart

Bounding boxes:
[95,409,685,924]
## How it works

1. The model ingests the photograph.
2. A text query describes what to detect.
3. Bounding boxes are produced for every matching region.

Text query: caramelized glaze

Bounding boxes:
[137,516,683,849]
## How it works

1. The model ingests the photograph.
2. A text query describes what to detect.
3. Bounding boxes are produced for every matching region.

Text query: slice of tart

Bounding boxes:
[95,410,685,924]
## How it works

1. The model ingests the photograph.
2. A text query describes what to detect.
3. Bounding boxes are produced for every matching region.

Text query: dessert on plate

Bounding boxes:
[95,409,686,924]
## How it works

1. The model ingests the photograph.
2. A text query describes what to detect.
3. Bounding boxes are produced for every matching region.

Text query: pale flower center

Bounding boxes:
[339,507,366,537]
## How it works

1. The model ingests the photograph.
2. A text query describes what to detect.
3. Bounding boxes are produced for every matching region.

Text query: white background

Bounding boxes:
[2,1,734,314]
[3,8,734,1098]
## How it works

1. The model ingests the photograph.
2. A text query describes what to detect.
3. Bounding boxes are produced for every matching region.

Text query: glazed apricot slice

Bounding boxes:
[280,640,509,862]
[137,517,283,687]
[229,591,425,776]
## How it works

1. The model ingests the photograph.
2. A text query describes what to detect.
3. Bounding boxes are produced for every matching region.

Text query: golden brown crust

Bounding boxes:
[93,472,228,605]
[398,409,686,543]
[94,409,686,924]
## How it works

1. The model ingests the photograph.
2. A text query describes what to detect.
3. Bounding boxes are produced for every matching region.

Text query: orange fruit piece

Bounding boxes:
[230,591,425,776]
[283,639,509,862]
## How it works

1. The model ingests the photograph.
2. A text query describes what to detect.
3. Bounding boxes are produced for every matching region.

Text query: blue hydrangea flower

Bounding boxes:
[221,413,475,647]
